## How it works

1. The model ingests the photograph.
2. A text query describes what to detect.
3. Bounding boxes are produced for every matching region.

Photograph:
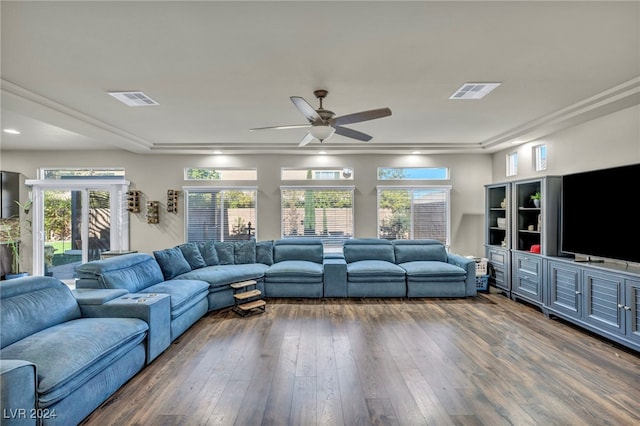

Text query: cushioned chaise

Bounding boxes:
[0,277,148,426]
[343,239,407,297]
[265,238,325,298]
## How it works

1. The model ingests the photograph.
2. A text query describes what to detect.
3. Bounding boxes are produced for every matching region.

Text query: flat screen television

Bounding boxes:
[561,163,640,264]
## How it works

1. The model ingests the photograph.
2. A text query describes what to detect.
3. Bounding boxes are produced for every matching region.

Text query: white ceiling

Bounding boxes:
[1,1,639,156]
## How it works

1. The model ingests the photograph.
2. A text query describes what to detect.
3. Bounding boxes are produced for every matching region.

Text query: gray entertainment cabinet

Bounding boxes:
[485,178,640,353]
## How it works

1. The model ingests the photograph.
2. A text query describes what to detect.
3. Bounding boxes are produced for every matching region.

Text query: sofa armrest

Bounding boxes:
[447,253,477,297]
[0,360,38,426]
[72,288,129,307]
[323,257,347,297]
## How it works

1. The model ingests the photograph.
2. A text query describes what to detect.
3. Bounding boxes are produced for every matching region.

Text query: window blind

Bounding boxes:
[185,188,257,242]
[281,187,354,248]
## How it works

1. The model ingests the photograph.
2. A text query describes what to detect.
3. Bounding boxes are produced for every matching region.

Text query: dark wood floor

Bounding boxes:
[81,291,640,426]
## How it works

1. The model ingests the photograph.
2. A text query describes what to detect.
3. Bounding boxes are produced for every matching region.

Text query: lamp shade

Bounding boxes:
[309,125,335,142]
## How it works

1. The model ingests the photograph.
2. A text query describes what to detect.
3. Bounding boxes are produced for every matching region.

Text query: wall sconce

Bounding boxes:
[167,190,179,213]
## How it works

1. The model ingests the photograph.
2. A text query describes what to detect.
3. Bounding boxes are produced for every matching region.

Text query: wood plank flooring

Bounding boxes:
[80,292,640,426]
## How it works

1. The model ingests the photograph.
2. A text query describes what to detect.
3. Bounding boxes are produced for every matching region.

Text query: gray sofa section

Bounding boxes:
[0,276,148,426]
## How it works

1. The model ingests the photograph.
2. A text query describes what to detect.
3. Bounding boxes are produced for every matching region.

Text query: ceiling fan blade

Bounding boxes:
[291,96,323,123]
[334,125,373,142]
[298,132,315,147]
[249,124,310,131]
[332,107,392,126]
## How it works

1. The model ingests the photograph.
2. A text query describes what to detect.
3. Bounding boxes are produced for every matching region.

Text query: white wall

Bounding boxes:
[491,104,640,181]
[0,152,492,262]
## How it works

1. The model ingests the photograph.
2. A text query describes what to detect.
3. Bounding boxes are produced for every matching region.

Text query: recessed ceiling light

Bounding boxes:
[3,128,21,135]
[108,91,159,106]
[511,140,526,145]
[318,151,327,155]
[411,151,421,154]
[450,83,501,100]
[212,151,223,155]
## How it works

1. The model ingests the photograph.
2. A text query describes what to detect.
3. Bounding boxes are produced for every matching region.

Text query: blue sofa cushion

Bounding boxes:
[273,239,323,263]
[215,242,235,265]
[265,260,324,283]
[179,242,207,270]
[197,240,219,266]
[154,247,192,279]
[0,317,148,407]
[0,277,81,348]
[256,240,274,265]
[144,280,209,319]
[344,239,396,263]
[234,240,256,264]
[176,264,269,288]
[346,260,406,283]
[393,240,447,263]
[399,261,466,281]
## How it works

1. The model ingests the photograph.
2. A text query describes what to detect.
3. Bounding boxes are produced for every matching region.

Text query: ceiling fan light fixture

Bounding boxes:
[309,125,335,142]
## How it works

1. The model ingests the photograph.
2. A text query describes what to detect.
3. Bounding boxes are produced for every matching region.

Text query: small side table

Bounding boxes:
[105,293,171,363]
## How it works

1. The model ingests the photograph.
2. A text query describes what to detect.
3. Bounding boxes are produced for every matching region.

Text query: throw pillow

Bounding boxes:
[179,242,207,270]
[197,240,219,266]
[153,246,192,280]
[234,240,256,264]
[256,240,274,265]
[214,241,235,265]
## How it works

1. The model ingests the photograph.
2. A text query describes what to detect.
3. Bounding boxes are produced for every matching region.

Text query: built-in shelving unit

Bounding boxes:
[485,183,511,295]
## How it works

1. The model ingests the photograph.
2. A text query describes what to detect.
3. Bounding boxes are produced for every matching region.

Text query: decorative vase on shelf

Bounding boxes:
[533,199,540,208]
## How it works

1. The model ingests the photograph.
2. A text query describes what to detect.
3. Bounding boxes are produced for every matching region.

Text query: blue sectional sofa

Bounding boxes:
[0,276,149,426]
[75,238,475,309]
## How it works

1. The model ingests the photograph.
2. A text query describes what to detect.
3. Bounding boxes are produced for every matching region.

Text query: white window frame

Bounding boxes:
[533,144,547,171]
[25,178,130,276]
[376,185,452,247]
[506,152,518,177]
[280,186,355,248]
[183,186,258,242]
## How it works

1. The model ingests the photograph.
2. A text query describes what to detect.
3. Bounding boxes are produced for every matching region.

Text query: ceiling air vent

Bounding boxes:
[108,91,159,106]
[449,83,501,100]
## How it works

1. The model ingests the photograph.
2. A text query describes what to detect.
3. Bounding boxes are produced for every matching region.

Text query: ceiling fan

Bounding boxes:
[249,89,392,147]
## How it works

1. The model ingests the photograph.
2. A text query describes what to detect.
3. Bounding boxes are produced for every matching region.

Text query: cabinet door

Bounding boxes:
[625,280,640,346]
[486,247,510,292]
[583,270,625,336]
[512,253,543,303]
[547,261,581,319]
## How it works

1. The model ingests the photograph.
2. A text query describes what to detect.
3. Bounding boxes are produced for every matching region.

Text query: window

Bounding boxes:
[534,144,547,171]
[281,167,354,180]
[39,167,125,179]
[377,186,451,245]
[280,186,354,247]
[184,187,257,242]
[185,168,257,181]
[506,152,518,177]
[377,167,449,180]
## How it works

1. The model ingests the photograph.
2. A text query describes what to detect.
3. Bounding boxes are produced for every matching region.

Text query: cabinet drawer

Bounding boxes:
[487,248,508,268]
[514,253,542,280]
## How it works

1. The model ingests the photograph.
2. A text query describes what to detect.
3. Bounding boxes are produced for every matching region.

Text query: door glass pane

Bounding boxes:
[44,190,78,281]
[88,190,110,261]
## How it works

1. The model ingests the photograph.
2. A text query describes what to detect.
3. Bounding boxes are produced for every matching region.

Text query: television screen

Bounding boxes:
[561,163,640,264]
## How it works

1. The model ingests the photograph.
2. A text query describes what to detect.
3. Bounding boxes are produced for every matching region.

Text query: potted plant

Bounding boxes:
[530,191,541,208]
[0,200,32,279]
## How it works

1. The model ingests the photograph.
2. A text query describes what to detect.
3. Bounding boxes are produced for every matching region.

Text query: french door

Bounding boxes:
[27,179,129,281]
